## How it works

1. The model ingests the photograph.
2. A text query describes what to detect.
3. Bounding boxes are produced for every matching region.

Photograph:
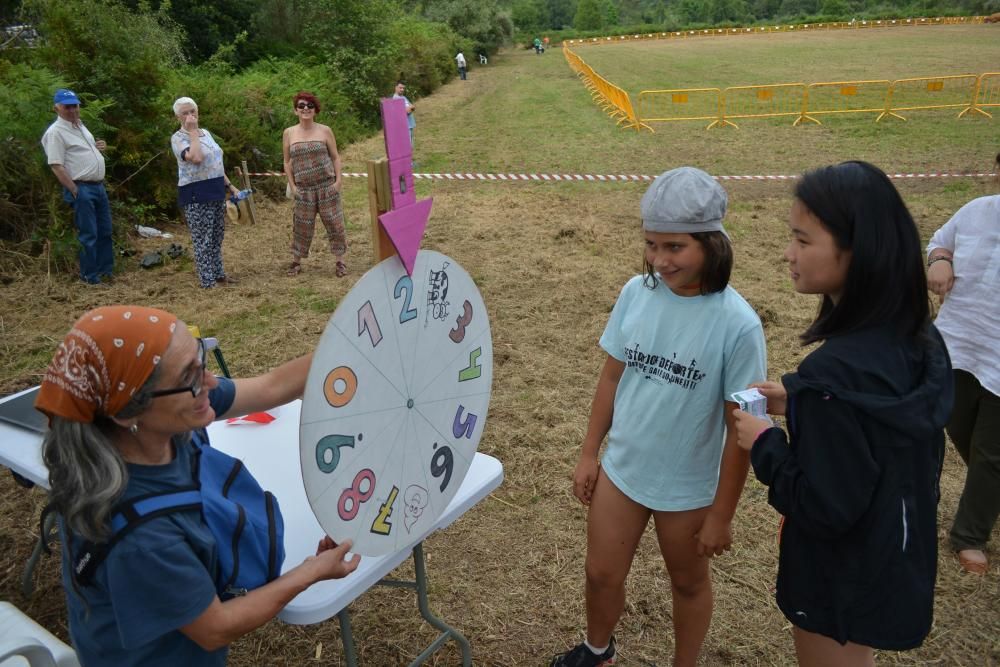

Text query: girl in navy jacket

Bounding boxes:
[734,162,953,665]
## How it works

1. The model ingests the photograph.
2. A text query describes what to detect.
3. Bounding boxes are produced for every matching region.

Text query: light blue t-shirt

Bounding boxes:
[599,276,767,511]
[62,378,236,667]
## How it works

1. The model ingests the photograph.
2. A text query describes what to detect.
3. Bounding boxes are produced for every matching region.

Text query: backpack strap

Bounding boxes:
[73,486,202,587]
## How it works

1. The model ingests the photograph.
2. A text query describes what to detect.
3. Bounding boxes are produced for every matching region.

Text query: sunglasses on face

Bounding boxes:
[150,338,212,399]
[296,102,316,110]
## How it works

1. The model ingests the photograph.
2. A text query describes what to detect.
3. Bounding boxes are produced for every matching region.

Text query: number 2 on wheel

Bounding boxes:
[394,275,417,323]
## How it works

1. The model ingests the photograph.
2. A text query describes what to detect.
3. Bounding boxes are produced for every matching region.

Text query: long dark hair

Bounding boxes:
[795,161,929,344]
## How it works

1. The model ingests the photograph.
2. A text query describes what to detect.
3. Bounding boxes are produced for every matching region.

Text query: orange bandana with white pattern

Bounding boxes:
[35,306,178,423]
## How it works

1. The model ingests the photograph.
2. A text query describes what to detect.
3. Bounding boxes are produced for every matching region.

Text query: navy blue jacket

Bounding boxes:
[751,324,952,650]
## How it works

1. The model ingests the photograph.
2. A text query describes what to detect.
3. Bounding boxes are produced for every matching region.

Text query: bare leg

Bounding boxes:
[792,627,874,667]
[584,470,651,647]
[653,507,712,667]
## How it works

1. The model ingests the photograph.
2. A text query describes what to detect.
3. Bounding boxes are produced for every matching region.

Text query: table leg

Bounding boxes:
[375,543,474,665]
[337,609,359,667]
[409,543,472,666]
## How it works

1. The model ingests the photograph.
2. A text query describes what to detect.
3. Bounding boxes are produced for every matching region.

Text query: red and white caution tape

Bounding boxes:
[246,171,996,182]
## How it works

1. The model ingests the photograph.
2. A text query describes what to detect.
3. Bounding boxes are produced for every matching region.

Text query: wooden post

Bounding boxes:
[367,158,395,263]
[238,160,259,225]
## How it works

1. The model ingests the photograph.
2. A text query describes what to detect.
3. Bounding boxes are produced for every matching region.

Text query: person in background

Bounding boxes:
[735,161,953,665]
[926,152,1000,575]
[282,91,347,278]
[393,81,416,147]
[171,97,240,289]
[455,51,467,80]
[41,88,114,285]
[37,305,360,666]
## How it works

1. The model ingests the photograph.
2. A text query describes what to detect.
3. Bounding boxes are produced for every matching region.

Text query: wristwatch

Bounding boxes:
[927,256,952,268]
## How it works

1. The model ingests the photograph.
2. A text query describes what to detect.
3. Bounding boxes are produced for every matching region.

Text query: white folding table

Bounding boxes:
[0,392,503,666]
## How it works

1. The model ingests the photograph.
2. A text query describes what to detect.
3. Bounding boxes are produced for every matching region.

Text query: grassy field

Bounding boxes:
[574,25,1000,91]
[1,25,998,666]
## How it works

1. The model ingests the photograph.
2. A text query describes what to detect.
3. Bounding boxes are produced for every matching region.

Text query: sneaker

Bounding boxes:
[549,637,616,667]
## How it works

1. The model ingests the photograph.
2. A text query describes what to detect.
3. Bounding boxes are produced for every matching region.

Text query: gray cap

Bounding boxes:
[640,167,728,236]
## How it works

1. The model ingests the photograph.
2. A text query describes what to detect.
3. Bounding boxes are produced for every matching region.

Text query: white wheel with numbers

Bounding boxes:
[300,250,492,556]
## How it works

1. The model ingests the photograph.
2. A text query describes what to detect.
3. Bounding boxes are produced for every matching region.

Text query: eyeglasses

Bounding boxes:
[150,338,212,399]
[296,102,316,110]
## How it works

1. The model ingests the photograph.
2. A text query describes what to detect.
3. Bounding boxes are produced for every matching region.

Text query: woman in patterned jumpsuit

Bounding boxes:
[282,91,346,277]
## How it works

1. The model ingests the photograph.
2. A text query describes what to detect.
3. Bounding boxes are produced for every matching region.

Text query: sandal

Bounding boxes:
[286,262,302,277]
[335,261,347,278]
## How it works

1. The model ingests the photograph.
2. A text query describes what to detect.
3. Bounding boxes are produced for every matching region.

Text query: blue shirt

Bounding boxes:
[62,378,236,667]
[599,277,767,510]
[393,94,416,129]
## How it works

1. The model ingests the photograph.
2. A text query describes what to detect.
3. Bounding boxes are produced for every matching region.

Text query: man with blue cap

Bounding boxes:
[41,88,114,285]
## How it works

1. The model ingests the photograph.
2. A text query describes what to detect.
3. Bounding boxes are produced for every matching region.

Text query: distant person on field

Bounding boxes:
[926,152,1000,576]
[550,167,767,667]
[171,96,241,289]
[543,35,550,51]
[393,81,416,149]
[455,51,467,80]
[282,91,347,278]
[533,37,543,54]
[41,88,114,285]
[734,161,953,665]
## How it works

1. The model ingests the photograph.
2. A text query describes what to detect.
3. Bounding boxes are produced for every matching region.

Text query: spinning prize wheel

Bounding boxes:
[299,251,492,555]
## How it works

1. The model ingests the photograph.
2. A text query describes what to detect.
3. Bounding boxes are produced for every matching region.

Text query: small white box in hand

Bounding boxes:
[731,388,768,418]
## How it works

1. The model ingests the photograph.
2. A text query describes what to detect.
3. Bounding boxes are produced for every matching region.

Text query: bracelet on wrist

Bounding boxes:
[927,256,952,268]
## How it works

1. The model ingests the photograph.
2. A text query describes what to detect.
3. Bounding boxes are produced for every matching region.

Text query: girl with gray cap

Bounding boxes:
[551,167,767,667]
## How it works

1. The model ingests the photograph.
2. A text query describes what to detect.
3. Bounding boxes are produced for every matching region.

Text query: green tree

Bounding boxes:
[122,0,257,64]
[548,0,578,29]
[512,0,546,33]
[423,0,513,55]
[574,0,605,29]
[300,0,402,119]
[385,15,464,94]
[820,0,850,15]
[603,0,619,25]
[21,0,184,182]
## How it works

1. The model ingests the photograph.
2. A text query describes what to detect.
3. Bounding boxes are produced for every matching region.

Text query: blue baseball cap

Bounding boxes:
[53,89,81,105]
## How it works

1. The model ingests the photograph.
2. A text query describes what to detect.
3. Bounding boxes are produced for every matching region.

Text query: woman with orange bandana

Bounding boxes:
[36,306,360,666]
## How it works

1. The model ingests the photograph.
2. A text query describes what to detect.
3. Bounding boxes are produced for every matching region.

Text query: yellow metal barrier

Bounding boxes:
[564,22,995,130]
[878,74,979,121]
[564,15,986,48]
[637,88,724,130]
[719,83,807,128]
[798,80,891,125]
[563,44,651,131]
[961,72,1000,118]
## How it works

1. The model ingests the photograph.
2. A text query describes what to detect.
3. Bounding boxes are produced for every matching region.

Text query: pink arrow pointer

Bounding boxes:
[379,96,432,275]
[378,198,432,276]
